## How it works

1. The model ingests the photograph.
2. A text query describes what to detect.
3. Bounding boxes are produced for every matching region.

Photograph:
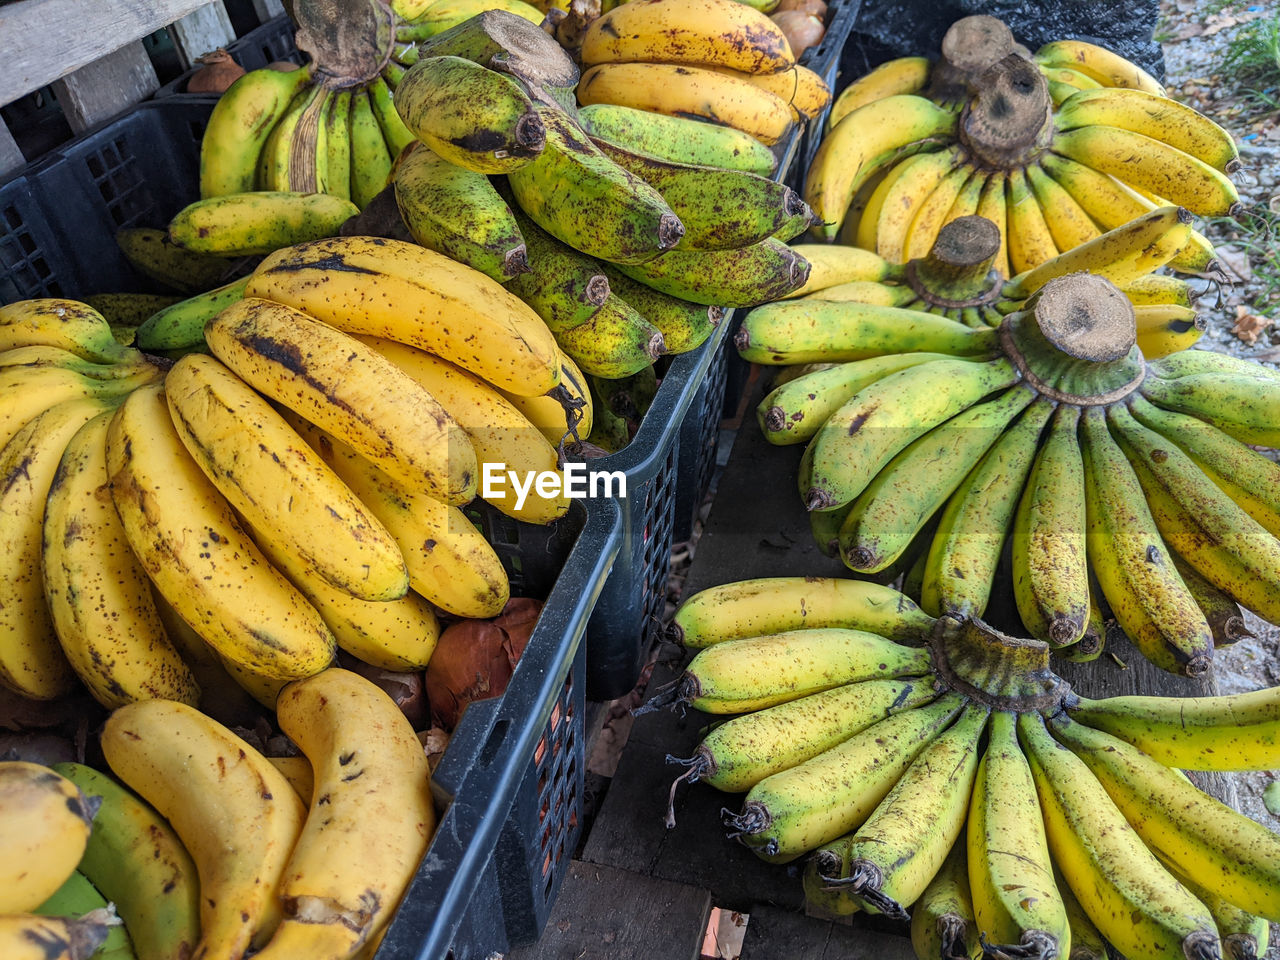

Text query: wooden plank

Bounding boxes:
[506,861,711,960]
[50,42,159,135]
[0,0,215,106]
[168,1,236,68]
[250,0,287,21]
[0,119,24,178]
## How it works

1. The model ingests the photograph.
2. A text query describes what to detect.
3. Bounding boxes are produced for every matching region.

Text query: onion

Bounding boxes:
[424,598,544,732]
[775,0,827,17]
[186,49,246,95]
[771,11,825,58]
[338,652,428,730]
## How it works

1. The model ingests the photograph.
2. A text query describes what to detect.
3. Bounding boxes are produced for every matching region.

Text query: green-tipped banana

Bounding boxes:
[393,142,527,282]
[613,236,809,307]
[1141,372,1280,447]
[168,191,358,257]
[134,276,250,352]
[578,103,777,175]
[200,66,314,198]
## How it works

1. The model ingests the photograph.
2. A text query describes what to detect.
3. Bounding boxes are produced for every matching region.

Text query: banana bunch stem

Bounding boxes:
[930,618,1063,706]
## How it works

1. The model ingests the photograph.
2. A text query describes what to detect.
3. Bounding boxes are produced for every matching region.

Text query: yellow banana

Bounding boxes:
[0,761,95,913]
[874,147,964,263]
[251,670,435,959]
[580,0,794,74]
[911,840,981,960]
[1156,854,1270,960]
[577,62,794,146]
[42,410,199,708]
[853,155,916,251]
[1005,166,1059,274]
[0,360,159,454]
[204,296,478,507]
[781,244,901,297]
[106,383,336,681]
[0,912,116,960]
[246,235,560,397]
[1133,302,1203,357]
[1121,273,1195,307]
[827,56,933,130]
[705,63,831,121]
[974,170,1011,278]
[201,67,314,198]
[1033,39,1166,95]
[0,298,139,364]
[1025,161,1101,252]
[102,699,307,959]
[668,576,936,648]
[496,350,593,445]
[902,162,978,262]
[168,191,358,257]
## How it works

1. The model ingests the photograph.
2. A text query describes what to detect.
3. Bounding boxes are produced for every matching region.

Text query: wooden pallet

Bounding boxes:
[509,366,1236,960]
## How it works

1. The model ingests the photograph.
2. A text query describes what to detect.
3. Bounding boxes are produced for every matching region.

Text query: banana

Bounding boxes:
[107,383,336,680]
[200,66,314,198]
[941,165,988,228]
[1048,713,1280,923]
[668,577,937,648]
[902,163,978,263]
[508,106,684,262]
[168,191,358,257]
[552,293,663,377]
[500,195,609,332]
[256,82,323,192]
[1157,856,1270,960]
[725,693,965,861]
[101,699,308,959]
[1054,86,1239,172]
[396,0,544,38]
[347,90,394,210]
[1114,406,1280,625]
[668,627,932,714]
[911,840,981,960]
[0,912,116,960]
[0,396,126,699]
[365,77,415,158]
[0,359,160,453]
[246,235,560,397]
[1020,710,1221,960]
[355,334,568,523]
[966,711,1068,960]
[1148,350,1280,381]
[612,235,808,307]
[81,292,181,328]
[266,756,313,805]
[205,297,478,506]
[823,704,988,918]
[805,96,959,241]
[394,142,528,282]
[1122,274,1195,308]
[1170,553,1251,646]
[827,56,933,131]
[702,63,830,122]
[1056,869,1108,960]
[1003,204,1193,300]
[1127,393,1280,538]
[318,90,351,201]
[34,871,134,960]
[250,670,435,959]
[799,280,915,306]
[0,762,95,913]
[42,410,199,708]
[287,413,509,618]
[393,55,545,173]
[757,353,957,445]
[973,170,1011,279]
[804,836,862,917]
[736,301,998,365]
[1039,149,1147,227]
[1079,405,1214,676]
[578,103,777,175]
[1039,64,1104,93]
[592,136,811,251]
[1033,40,1166,95]
[1026,162,1101,252]
[873,147,965,263]
[497,351,593,444]
[597,264,722,354]
[674,678,937,795]
[921,398,1054,619]
[1141,372,1280,447]
[802,357,1018,511]
[1052,125,1240,217]
[1005,166,1059,274]
[134,275,249,352]
[580,0,794,74]
[839,385,1035,574]
[1134,304,1204,357]
[783,245,901,297]
[165,352,409,600]
[0,298,139,364]
[51,762,201,960]
[1011,404,1089,646]
[0,344,147,378]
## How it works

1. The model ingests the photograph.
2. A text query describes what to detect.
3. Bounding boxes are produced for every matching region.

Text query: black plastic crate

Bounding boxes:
[672,333,728,544]
[0,98,213,304]
[377,499,621,959]
[154,15,306,99]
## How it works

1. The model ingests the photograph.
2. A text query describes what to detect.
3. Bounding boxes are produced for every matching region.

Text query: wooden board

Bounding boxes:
[50,42,158,134]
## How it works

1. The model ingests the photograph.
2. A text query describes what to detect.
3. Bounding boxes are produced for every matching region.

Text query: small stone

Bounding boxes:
[1264,780,1280,817]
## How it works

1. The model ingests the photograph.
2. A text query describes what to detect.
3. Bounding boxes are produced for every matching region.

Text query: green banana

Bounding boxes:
[394,55,545,173]
[366,77,416,157]
[81,293,182,326]
[612,236,809,307]
[318,89,352,202]
[503,199,611,332]
[200,66,314,198]
[134,276,250,351]
[592,136,812,251]
[34,870,136,959]
[910,841,981,960]
[116,228,243,295]
[393,142,528,282]
[348,90,394,210]
[578,103,777,175]
[168,191,359,257]
[552,294,663,379]
[1147,351,1280,382]
[256,82,323,192]
[736,301,999,365]
[507,107,683,263]
[1141,372,1280,447]
[597,263,722,355]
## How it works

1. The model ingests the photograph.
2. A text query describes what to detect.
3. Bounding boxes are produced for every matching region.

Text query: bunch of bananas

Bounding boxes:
[575,0,831,148]
[737,208,1280,677]
[805,15,1237,279]
[1,668,430,960]
[657,575,1280,960]
[0,232,600,709]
